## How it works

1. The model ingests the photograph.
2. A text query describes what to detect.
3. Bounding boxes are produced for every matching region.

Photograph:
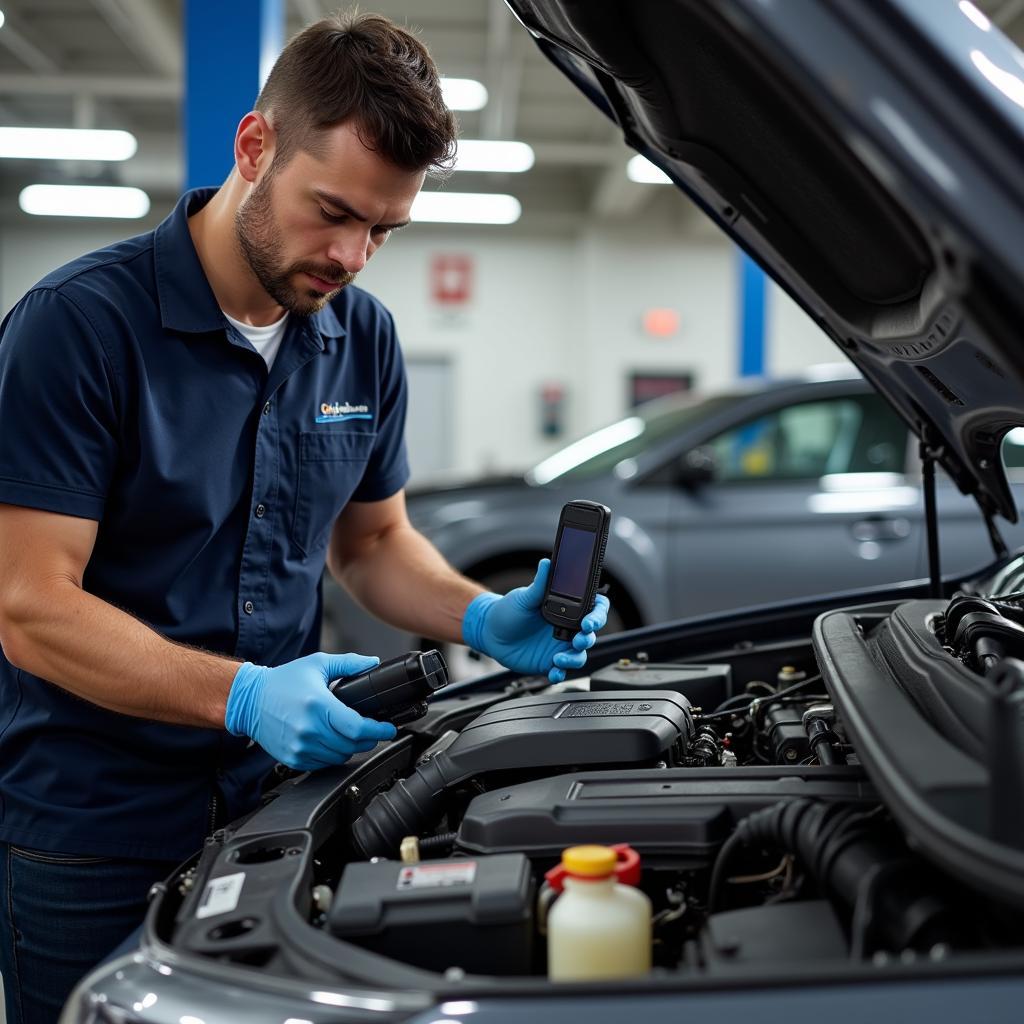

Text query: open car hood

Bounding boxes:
[505,0,1024,524]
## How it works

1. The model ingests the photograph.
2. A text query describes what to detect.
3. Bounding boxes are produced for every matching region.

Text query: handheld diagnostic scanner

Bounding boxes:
[541,500,612,641]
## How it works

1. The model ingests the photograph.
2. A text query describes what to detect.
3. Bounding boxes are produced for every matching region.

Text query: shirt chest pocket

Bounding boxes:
[291,431,376,557]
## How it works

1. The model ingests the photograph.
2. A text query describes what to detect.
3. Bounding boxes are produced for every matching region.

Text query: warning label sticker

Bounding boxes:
[397,862,477,890]
[196,872,246,919]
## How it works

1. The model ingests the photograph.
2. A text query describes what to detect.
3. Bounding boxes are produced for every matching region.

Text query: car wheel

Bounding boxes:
[430,565,628,682]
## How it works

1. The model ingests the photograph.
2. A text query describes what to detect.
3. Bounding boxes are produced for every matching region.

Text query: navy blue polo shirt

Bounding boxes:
[0,188,410,860]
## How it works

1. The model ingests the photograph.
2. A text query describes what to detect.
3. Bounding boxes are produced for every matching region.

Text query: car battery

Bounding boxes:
[590,660,732,710]
[327,853,534,975]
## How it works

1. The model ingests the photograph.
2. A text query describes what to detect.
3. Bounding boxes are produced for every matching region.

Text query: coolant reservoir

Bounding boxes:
[547,845,652,981]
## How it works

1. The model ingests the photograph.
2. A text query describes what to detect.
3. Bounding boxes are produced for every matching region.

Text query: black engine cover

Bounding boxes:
[457,766,874,865]
[352,691,695,859]
[445,690,695,772]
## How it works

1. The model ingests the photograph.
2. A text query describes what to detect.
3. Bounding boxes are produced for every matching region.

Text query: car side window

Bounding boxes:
[707,394,907,484]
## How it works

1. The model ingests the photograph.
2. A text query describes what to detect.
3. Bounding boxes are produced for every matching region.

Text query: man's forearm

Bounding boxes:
[0,580,240,727]
[330,522,486,644]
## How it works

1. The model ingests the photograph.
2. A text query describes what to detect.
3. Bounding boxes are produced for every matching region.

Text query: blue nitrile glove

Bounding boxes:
[225,653,397,771]
[462,558,611,683]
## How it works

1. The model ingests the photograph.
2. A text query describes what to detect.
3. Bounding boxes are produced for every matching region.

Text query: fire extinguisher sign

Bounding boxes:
[431,254,473,306]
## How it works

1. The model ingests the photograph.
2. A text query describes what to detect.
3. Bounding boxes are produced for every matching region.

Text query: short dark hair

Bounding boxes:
[255,10,457,174]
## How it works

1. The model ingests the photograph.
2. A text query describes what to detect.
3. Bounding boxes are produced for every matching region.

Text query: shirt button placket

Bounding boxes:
[237,398,275,660]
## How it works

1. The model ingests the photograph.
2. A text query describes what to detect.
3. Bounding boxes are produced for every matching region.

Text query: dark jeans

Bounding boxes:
[0,843,177,1024]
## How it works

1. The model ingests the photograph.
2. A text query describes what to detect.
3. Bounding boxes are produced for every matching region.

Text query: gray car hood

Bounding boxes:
[505,0,1024,523]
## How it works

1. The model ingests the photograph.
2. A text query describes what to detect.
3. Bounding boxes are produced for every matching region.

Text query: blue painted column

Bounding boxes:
[184,0,285,190]
[737,249,768,378]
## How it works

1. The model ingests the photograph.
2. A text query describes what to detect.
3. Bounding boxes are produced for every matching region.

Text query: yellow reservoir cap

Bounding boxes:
[562,845,616,878]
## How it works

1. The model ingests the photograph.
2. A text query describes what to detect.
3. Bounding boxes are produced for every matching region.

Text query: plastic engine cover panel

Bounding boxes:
[456,766,874,862]
[446,690,695,774]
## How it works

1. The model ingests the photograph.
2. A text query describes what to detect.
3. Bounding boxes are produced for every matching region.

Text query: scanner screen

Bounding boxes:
[550,526,596,599]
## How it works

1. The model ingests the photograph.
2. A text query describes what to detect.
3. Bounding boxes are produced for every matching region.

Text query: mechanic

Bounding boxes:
[0,13,609,1023]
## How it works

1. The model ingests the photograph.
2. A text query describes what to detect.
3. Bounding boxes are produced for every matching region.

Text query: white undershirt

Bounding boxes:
[222,309,289,370]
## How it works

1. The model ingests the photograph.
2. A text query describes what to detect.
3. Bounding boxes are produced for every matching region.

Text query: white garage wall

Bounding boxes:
[767,278,846,377]
[0,217,841,478]
[576,224,736,429]
[354,228,579,476]
[358,223,742,475]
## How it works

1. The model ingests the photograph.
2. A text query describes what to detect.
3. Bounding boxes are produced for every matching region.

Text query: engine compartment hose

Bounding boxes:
[805,716,840,765]
[684,725,721,767]
[417,832,457,857]
[707,800,961,952]
[352,757,453,858]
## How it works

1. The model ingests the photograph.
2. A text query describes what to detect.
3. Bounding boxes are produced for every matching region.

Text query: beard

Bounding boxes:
[234,172,356,316]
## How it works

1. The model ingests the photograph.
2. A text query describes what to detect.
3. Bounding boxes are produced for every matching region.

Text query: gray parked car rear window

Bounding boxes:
[709,393,907,482]
[528,394,741,484]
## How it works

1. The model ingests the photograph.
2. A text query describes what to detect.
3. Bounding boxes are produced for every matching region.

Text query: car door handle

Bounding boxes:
[851,517,911,542]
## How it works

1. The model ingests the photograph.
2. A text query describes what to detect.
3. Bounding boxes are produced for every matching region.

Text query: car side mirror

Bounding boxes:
[677,447,716,488]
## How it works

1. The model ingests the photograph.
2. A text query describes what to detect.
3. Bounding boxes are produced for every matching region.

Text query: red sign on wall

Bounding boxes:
[431,254,473,305]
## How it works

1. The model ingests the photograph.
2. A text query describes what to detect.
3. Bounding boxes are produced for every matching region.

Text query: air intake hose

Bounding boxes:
[352,754,457,859]
[708,799,962,954]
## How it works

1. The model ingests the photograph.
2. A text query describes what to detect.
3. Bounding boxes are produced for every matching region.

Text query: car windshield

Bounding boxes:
[527,393,743,484]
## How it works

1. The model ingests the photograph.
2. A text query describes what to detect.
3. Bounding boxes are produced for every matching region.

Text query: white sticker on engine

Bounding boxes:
[397,862,477,890]
[196,872,246,919]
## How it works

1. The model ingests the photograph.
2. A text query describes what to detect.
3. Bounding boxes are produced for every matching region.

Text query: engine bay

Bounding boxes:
[152,561,1024,992]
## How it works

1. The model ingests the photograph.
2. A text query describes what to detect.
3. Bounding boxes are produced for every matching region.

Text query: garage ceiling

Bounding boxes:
[0,0,1021,228]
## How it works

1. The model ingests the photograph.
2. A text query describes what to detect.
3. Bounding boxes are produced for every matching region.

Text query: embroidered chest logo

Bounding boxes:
[316,401,373,424]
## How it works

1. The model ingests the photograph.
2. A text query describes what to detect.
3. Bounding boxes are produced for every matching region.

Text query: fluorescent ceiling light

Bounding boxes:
[0,10,6,29]
[412,191,521,225]
[453,139,534,173]
[0,127,137,161]
[627,154,672,184]
[20,184,151,219]
[440,78,488,111]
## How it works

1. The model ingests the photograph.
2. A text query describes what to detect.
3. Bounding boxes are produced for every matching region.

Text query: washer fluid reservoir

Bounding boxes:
[546,845,652,981]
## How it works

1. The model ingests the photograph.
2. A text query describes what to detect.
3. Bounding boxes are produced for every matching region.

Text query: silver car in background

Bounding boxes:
[325,365,1024,674]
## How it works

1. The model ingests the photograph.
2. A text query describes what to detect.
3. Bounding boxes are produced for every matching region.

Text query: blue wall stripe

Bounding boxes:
[185,0,284,191]
[738,249,768,378]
